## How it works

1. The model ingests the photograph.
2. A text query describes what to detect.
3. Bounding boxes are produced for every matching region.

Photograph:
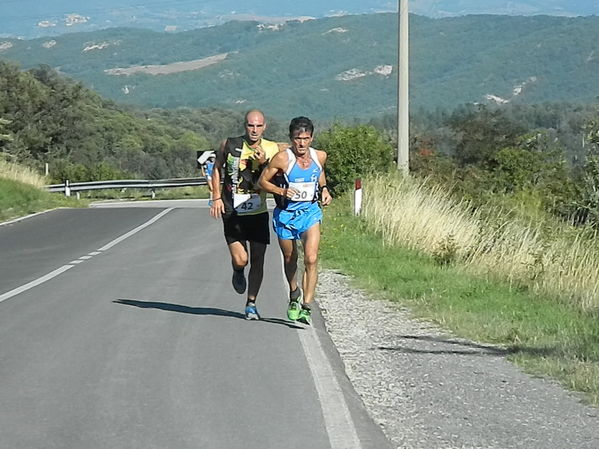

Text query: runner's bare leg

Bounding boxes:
[301,223,321,305]
[278,238,299,294]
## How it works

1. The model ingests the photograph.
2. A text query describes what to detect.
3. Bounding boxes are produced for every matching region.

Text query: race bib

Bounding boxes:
[289,181,316,202]
[234,193,262,213]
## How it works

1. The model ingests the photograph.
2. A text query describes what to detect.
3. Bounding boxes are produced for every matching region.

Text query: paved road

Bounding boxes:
[0,203,392,449]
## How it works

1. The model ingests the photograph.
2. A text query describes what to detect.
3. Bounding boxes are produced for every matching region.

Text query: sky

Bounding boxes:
[1,0,598,38]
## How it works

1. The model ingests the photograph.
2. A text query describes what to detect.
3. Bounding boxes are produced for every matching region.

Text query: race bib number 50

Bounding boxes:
[289,182,316,202]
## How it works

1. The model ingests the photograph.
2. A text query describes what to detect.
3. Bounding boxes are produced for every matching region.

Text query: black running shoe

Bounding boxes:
[232,269,246,294]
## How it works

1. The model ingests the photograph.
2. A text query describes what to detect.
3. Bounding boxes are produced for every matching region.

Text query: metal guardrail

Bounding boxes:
[45,177,208,197]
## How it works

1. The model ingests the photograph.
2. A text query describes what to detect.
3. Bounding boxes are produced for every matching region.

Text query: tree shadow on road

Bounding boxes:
[377,334,556,357]
[113,298,303,329]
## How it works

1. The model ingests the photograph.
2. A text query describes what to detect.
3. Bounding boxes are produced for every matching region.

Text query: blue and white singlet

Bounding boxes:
[272,148,323,240]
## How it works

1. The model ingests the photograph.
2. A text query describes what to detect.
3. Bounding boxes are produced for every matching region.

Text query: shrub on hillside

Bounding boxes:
[316,124,394,193]
[50,160,130,183]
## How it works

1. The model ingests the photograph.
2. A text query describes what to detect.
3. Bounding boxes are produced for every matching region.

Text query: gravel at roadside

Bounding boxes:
[316,269,599,449]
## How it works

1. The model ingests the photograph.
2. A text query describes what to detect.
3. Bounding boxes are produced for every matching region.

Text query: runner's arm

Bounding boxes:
[317,151,332,206]
[258,152,297,199]
[209,140,227,218]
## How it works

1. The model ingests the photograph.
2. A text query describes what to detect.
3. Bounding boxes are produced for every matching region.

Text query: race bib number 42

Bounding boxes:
[234,193,262,213]
[289,182,316,202]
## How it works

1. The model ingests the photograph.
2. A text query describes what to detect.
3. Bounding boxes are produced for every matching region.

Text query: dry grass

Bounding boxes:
[0,159,46,188]
[362,173,599,311]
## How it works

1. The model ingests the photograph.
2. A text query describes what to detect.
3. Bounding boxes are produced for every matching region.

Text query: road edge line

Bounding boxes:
[278,253,362,449]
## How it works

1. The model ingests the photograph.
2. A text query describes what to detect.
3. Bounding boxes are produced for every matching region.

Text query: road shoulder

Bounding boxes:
[316,269,599,449]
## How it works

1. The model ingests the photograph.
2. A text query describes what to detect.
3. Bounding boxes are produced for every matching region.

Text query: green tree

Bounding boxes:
[569,120,599,225]
[491,132,568,192]
[0,118,12,145]
[449,105,526,168]
[316,124,395,193]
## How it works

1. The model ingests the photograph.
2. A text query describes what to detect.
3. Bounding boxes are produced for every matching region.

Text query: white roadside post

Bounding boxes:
[64,179,71,197]
[354,178,363,216]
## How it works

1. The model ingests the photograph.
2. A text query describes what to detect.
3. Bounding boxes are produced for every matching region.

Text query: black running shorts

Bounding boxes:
[223,212,270,245]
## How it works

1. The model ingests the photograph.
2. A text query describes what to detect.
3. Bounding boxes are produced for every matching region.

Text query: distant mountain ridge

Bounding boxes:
[1,0,597,39]
[1,0,392,38]
[1,13,599,119]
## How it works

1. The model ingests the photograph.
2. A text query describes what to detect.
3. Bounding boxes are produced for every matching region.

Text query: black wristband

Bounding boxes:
[320,185,328,190]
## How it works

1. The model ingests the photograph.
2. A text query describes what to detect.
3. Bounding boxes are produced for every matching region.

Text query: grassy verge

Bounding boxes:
[0,158,83,222]
[320,196,599,406]
[0,178,85,223]
[0,158,46,188]
[362,174,599,311]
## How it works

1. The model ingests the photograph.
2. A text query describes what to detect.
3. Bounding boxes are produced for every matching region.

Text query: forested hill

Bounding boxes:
[2,13,599,119]
[0,62,220,182]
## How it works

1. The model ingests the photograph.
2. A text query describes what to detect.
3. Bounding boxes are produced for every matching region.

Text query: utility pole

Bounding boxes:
[397,0,409,174]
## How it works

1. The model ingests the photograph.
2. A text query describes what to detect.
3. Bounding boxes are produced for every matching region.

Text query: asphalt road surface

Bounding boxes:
[0,201,392,449]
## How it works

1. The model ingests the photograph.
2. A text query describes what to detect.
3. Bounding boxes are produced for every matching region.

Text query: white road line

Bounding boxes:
[0,208,174,304]
[0,208,62,227]
[299,327,362,449]
[97,208,173,251]
[278,255,362,449]
[0,265,74,304]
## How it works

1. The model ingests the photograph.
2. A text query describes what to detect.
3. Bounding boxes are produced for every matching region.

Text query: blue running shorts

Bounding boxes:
[273,202,322,240]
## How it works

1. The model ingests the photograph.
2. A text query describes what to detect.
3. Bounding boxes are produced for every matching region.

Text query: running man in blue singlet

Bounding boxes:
[259,116,332,324]
[201,154,216,205]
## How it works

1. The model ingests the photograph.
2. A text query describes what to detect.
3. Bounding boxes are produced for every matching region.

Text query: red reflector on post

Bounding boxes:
[355,178,362,190]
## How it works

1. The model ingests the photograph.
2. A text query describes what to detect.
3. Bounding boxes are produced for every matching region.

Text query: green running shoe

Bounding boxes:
[287,300,301,321]
[297,307,312,325]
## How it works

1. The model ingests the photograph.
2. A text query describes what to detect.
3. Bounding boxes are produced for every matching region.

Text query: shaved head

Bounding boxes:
[244,109,267,143]
[245,109,265,125]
